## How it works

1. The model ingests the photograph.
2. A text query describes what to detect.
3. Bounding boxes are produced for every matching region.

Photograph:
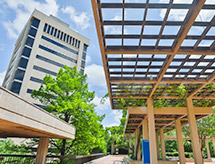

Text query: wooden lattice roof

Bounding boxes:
[92,0,215,109]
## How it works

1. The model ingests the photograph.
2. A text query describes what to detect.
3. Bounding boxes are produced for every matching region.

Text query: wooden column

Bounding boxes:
[156,131,160,159]
[137,128,141,160]
[142,119,148,139]
[212,137,215,155]
[160,128,166,160]
[129,137,132,153]
[205,139,211,159]
[134,130,138,158]
[111,142,115,155]
[147,98,158,164]
[35,137,49,164]
[175,119,186,164]
[186,98,203,164]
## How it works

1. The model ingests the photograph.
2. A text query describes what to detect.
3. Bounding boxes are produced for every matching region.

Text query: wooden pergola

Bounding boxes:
[91,0,215,163]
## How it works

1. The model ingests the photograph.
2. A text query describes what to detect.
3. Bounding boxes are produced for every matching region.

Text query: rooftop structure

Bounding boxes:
[92,0,215,163]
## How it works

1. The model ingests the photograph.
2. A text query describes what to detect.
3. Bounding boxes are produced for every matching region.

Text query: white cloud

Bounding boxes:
[2,0,59,39]
[61,6,90,30]
[85,64,106,89]
[105,110,122,127]
[86,55,92,64]
[92,95,110,111]
[0,71,6,86]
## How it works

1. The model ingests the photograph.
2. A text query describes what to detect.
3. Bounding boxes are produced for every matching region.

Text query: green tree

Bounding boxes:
[31,66,106,163]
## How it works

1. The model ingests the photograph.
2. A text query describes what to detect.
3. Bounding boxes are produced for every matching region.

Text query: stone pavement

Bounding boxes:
[93,155,125,164]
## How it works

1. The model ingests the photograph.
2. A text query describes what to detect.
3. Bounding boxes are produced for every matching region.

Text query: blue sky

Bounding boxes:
[0,0,214,127]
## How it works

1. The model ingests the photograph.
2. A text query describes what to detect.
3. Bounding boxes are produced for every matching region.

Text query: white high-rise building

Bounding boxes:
[3,9,89,107]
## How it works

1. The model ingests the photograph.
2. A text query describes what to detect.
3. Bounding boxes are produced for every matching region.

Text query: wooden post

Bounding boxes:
[134,130,137,158]
[111,142,115,155]
[186,98,203,164]
[129,137,132,153]
[137,128,141,160]
[205,139,211,159]
[212,137,215,155]
[160,128,166,160]
[156,131,160,159]
[147,98,158,164]
[35,137,49,164]
[175,119,186,164]
[142,119,148,139]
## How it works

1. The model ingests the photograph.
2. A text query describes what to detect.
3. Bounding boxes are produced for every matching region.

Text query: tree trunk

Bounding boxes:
[59,139,67,164]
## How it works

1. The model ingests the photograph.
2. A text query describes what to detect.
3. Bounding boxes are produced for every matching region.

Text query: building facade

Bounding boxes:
[2,9,89,106]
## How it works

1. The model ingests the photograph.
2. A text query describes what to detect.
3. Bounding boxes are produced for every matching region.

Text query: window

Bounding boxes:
[60,32,63,40]
[30,77,43,83]
[18,58,28,69]
[50,27,54,35]
[77,41,80,48]
[72,38,75,45]
[54,29,57,37]
[43,23,48,32]
[69,37,72,44]
[36,55,65,68]
[41,35,79,54]
[83,44,88,52]
[33,65,57,76]
[81,69,84,75]
[39,45,78,63]
[25,37,34,47]
[22,47,31,57]
[66,35,69,43]
[29,27,37,37]
[31,18,40,28]
[14,69,25,81]
[75,39,77,47]
[47,25,51,34]
[10,81,22,94]
[82,52,86,60]
[57,30,60,38]
[63,33,66,41]
[81,60,85,68]
[27,89,33,94]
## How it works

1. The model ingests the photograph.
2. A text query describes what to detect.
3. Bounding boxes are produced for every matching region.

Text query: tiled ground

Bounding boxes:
[93,155,125,164]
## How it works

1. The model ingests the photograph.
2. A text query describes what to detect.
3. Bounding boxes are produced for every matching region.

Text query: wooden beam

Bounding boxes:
[188,74,215,98]
[148,0,206,97]
[112,96,215,100]
[91,0,113,108]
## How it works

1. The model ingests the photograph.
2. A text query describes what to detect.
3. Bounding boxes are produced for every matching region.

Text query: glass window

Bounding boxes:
[60,32,63,40]
[77,41,80,48]
[82,52,86,60]
[69,37,72,44]
[31,18,40,28]
[57,30,60,38]
[50,27,54,35]
[14,69,25,81]
[81,60,85,68]
[72,38,75,45]
[43,23,48,32]
[22,46,31,57]
[25,37,34,47]
[30,77,43,83]
[63,33,66,41]
[54,28,57,37]
[75,39,77,47]
[29,27,37,37]
[83,44,88,52]
[47,25,51,34]
[18,57,28,69]
[33,65,57,76]
[27,89,33,94]
[10,81,22,94]
[81,69,84,75]
[66,35,69,43]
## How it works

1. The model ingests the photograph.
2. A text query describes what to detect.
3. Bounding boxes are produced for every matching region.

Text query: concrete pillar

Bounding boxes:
[205,139,211,159]
[186,98,203,164]
[111,142,115,155]
[129,137,132,153]
[175,119,186,164]
[35,137,49,164]
[142,119,148,139]
[147,98,158,164]
[212,137,215,155]
[156,131,160,159]
[160,128,166,160]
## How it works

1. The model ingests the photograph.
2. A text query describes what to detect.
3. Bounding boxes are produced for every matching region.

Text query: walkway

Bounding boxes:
[93,155,125,164]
